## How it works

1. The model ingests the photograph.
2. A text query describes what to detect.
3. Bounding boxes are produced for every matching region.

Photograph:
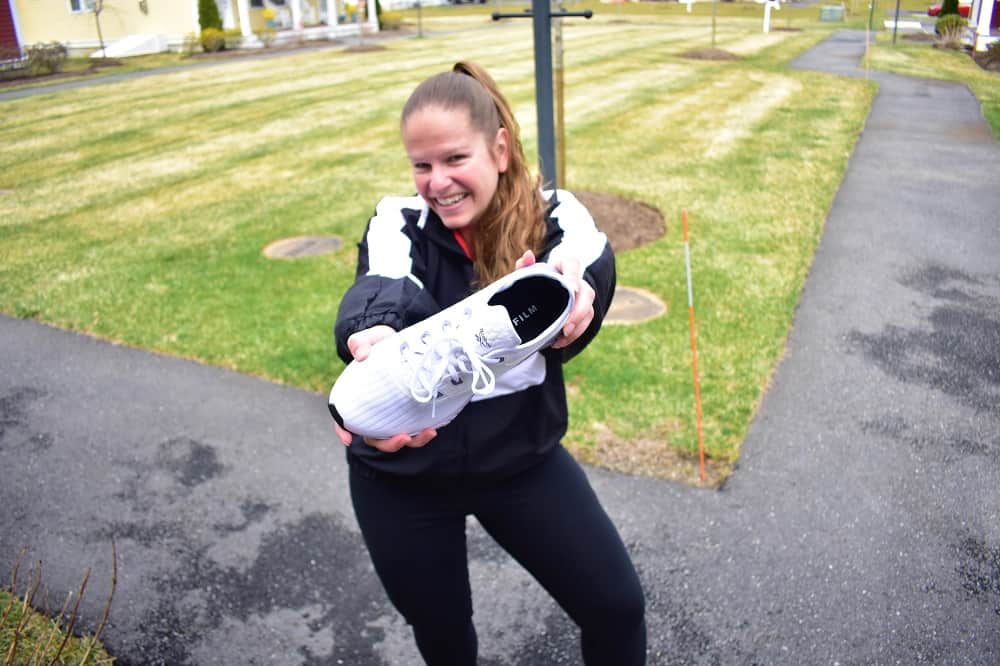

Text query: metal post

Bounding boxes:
[492,5,592,191]
[554,1,566,188]
[531,0,556,188]
[892,0,901,43]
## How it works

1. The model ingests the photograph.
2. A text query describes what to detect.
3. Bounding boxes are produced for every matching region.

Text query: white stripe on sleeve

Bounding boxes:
[544,189,609,270]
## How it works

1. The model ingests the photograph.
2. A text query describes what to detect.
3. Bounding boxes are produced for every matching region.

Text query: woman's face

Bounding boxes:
[402,105,509,237]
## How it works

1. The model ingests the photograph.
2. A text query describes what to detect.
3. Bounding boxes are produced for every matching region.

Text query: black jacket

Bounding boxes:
[334,189,616,482]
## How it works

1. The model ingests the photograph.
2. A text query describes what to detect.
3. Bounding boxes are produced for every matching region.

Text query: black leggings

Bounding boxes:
[348,446,646,665]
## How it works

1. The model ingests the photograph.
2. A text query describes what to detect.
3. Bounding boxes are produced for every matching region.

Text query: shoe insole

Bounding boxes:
[488,276,571,342]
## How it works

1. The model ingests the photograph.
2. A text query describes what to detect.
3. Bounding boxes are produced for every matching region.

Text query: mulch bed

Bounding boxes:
[679,47,740,61]
[574,190,666,252]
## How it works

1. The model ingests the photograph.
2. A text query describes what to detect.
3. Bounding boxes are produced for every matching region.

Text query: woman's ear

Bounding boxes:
[493,127,510,174]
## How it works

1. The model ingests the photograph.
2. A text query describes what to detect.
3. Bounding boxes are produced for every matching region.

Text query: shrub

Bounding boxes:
[25,42,68,75]
[182,31,201,55]
[984,40,1000,67]
[224,27,243,50]
[200,27,226,52]
[256,26,277,47]
[939,0,960,16]
[198,0,223,31]
[381,10,403,29]
[935,14,967,48]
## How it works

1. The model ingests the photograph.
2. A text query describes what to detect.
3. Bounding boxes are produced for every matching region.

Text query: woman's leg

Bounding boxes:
[349,464,477,665]
[474,447,647,665]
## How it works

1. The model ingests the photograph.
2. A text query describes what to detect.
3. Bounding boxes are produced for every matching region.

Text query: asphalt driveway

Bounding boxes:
[2,30,999,664]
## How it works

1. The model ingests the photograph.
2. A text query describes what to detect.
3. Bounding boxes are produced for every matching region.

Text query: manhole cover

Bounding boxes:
[263,235,342,259]
[605,286,666,325]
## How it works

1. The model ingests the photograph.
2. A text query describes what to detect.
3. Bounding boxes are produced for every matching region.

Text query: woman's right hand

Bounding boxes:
[346,324,396,362]
[336,324,438,451]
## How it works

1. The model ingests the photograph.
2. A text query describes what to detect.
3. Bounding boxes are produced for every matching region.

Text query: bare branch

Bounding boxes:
[79,540,117,665]
[48,568,90,666]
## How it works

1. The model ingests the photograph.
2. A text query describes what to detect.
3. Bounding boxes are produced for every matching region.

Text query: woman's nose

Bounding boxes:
[428,166,450,191]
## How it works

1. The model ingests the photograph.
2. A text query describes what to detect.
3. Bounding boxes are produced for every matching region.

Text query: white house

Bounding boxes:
[0,0,378,57]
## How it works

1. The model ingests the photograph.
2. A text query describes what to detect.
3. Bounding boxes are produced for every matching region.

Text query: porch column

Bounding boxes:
[237,0,253,37]
[365,0,379,32]
[192,0,201,33]
[975,0,996,50]
[291,0,304,29]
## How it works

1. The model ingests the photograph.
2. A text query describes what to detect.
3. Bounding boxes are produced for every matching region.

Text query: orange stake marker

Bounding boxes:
[682,209,706,482]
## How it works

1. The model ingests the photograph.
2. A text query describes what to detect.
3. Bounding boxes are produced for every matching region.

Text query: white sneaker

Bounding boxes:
[329,262,575,439]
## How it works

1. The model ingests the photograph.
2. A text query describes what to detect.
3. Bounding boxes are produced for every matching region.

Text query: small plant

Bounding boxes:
[25,42,68,76]
[1,544,116,665]
[984,40,1000,68]
[200,27,227,53]
[223,28,243,50]
[182,31,201,55]
[380,10,403,29]
[935,14,967,49]
[256,26,277,47]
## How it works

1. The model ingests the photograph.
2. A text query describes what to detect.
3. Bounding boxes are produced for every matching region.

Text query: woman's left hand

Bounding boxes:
[515,250,595,349]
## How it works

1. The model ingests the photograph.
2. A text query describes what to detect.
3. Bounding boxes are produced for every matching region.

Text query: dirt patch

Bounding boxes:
[575,190,665,252]
[342,43,389,53]
[679,47,740,61]
[569,421,730,489]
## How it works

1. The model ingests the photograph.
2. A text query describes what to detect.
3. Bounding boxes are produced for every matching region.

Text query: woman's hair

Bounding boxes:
[401,61,546,286]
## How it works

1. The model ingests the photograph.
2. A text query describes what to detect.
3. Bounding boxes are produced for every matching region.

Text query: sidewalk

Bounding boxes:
[2,30,999,664]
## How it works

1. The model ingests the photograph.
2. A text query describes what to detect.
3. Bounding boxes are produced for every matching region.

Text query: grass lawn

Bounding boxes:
[1,9,888,485]
[868,35,1000,137]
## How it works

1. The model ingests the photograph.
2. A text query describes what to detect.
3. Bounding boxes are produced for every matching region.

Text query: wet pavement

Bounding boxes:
[2,30,1000,665]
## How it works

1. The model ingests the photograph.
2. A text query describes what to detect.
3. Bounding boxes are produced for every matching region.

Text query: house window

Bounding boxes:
[250,0,263,6]
[69,0,92,12]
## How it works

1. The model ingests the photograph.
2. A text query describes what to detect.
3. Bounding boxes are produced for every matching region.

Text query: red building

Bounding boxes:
[0,0,20,54]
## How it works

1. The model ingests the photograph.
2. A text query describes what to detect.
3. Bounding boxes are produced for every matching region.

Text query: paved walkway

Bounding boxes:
[2,30,999,665]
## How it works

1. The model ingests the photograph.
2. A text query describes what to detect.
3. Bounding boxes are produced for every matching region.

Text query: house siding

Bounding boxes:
[14,0,198,49]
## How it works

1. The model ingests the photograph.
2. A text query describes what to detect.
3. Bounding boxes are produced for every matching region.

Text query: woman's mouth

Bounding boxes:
[435,193,467,207]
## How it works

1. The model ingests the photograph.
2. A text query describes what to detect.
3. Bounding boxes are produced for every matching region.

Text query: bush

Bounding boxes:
[983,40,1000,67]
[198,0,223,31]
[381,10,403,29]
[939,0,960,16]
[200,27,226,52]
[182,31,201,55]
[256,26,277,47]
[25,42,68,75]
[224,27,243,50]
[935,14,967,48]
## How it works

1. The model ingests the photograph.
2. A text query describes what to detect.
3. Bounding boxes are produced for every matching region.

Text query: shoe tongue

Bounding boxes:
[465,304,523,354]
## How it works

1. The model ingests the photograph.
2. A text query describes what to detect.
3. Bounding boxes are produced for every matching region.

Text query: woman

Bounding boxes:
[332,61,646,665]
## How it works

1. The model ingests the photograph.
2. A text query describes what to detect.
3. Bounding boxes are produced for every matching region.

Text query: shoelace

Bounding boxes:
[403,319,497,417]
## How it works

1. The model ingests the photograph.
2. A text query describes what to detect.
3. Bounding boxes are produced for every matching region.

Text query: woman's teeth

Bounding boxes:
[437,193,465,206]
